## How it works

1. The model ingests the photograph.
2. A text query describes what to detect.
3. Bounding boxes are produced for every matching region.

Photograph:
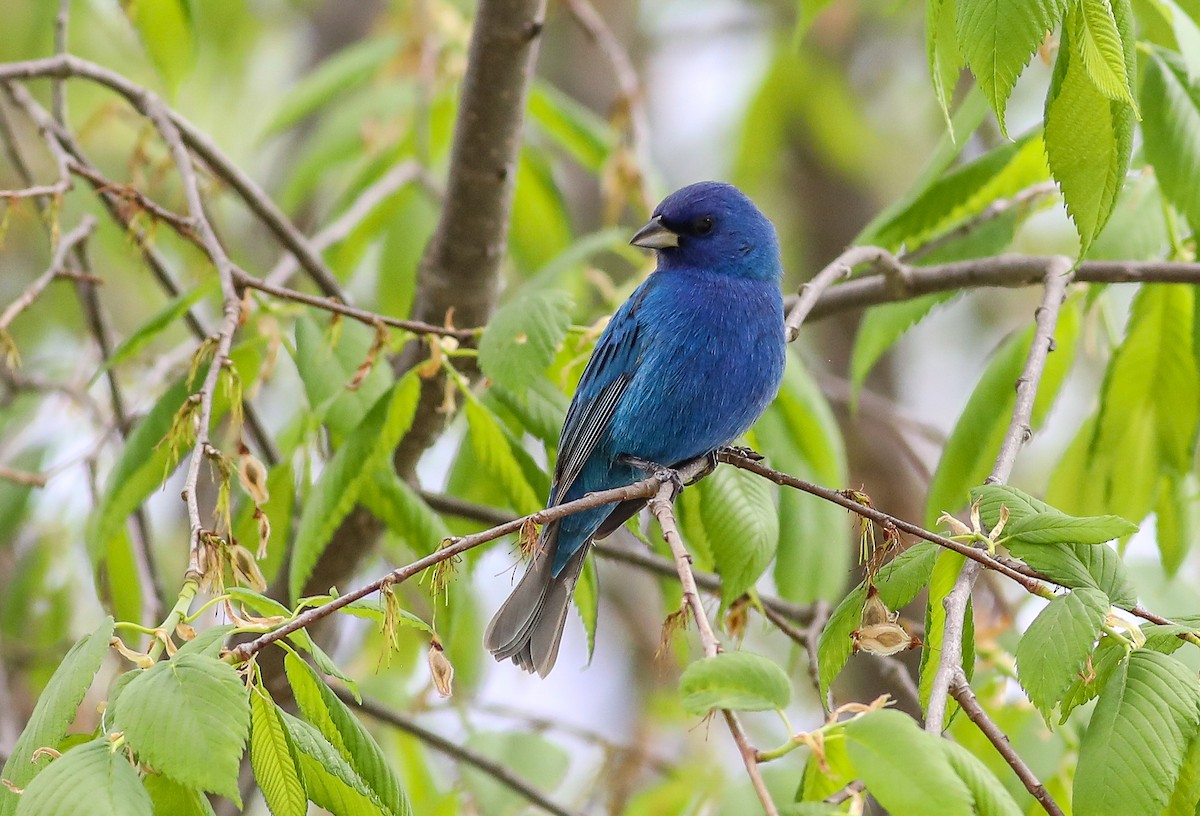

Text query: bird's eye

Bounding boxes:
[694,216,714,235]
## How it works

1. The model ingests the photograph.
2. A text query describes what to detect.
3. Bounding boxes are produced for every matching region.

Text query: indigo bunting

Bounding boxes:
[485,181,786,676]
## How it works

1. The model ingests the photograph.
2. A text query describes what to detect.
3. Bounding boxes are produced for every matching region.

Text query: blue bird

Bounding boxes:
[485,181,787,676]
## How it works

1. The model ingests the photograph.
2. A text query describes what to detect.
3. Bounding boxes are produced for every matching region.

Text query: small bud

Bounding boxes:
[428,637,454,698]
[938,512,973,537]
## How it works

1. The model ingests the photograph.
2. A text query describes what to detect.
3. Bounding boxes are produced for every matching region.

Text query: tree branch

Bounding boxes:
[925,259,1072,736]
[334,689,584,816]
[0,215,95,335]
[949,669,1064,816]
[647,482,778,816]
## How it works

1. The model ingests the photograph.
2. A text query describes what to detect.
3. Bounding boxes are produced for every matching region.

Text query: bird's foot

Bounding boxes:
[683,451,719,485]
[619,454,684,499]
[718,445,765,462]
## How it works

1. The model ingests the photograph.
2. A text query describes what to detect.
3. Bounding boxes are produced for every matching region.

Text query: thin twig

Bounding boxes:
[647,482,778,816]
[417,488,817,626]
[925,259,1073,736]
[786,245,904,341]
[562,0,653,211]
[227,457,712,663]
[234,269,474,339]
[335,690,584,816]
[949,669,1065,816]
[0,215,95,334]
[0,463,47,486]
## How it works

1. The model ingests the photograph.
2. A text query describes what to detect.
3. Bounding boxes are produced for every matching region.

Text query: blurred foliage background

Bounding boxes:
[1,0,1199,813]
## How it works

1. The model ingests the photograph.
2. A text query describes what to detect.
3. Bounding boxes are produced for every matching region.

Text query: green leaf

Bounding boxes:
[699,465,779,605]
[850,292,957,393]
[284,653,409,815]
[289,374,420,599]
[1043,0,1135,252]
[291,315,393,440]
[1060,634,1126,721]
[1074,650,1200,814]
[918,550,970,723]
[1155,473,1195,577]
[955,0,1067,133]
[142,775,216,816]
[574,556,599,662]
[844,709,974,814]
[1006,535,1137,606]
[760,355,849,605]
[463,399,542,516]
[122,0,194,92]
[280,712,383,816]
[1070,0,1137,106]
[796,737,855,803]
[1165,725,1200,816]
[940,739,1024,816]
[360,468,452,557]
[478,289,572,400]
[971,483,1053,522]
[1141,48,1200,232]
[110,655,249,804]
[1052,285,1200,527]
[1015,587,1110,718]
[816,542,938,704]
[94,281,217,383]
[927,0,964,128]
[678,651,792,715]
[265,37,399,135]
[15,739,151,816]
[174,624,236,659]
[927,300,1079,527]
[528,83,614,172]
[250,688,307,816]
[461,733,569,816]
[1003,512,1138,545]
[0,618,114,816]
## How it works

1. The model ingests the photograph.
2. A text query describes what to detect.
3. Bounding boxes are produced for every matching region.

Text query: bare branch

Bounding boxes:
[227,456,711,664]
[949,669,1065,816]
[647,482,778,816]
[0,463,47,486]
[0,215,95,335]
[336,690,584,816]
[925,259,1073,736]
[786,245,904,341]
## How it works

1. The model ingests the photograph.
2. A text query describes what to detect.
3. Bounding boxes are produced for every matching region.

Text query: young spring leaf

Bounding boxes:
[1142,49,1200,232]
[280,712,387,816]
[463,399,542,516]
[1070,0,1137,107]
[110,654,250,804]
[289,374,420,599]
[972,483,1138,545]
[14,739,151,816]
[955,0,1068,133]
[249,688,307,816]
[698,464,779,606]
[478,289,572,401]
[1015,587,1110,718]
[843,709,974,814]
[679,651,792,715]
[291,315,393,441]
[0,618,113,816]
[142,775,216,816]
[1074,650,1200,814]
[284,654,409,816]
[1043,0,1135,253]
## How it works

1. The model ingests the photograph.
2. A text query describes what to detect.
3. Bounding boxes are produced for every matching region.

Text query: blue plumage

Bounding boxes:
[485,182,787,675]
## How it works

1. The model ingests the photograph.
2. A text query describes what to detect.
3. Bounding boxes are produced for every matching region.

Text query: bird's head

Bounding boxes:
[630,181,782,282]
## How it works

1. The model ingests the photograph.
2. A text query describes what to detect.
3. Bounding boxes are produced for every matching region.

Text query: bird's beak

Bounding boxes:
[629,215,679,249]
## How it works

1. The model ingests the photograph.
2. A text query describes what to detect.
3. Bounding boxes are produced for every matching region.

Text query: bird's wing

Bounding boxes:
[551,288,647,503]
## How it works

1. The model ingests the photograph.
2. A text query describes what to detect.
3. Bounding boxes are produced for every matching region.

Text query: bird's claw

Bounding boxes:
[718,445,764,462]
[619,454,684,499]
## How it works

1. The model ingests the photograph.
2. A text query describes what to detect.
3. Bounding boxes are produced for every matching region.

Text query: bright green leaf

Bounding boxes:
[122,0,194,92]
[478,289,572,400]
[1074,650,1200,814]
[289,374,420,599]
[0,618,114,816]
[699,464,779,605]
[143,775,216,816]
[1015,587,1109,718]
[249,688,307,816]
[464,399,542,516]
[110,655,249,804]
[280,712,383,816]
[291,315,393,441]
[679,651,792,715]
[265,37,399,135]
[1141,48,1200,232]
[1070,0,1137,106]
[15,739,151,816]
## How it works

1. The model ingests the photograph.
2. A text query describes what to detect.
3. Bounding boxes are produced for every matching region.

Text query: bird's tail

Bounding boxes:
[484,525,588,677]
